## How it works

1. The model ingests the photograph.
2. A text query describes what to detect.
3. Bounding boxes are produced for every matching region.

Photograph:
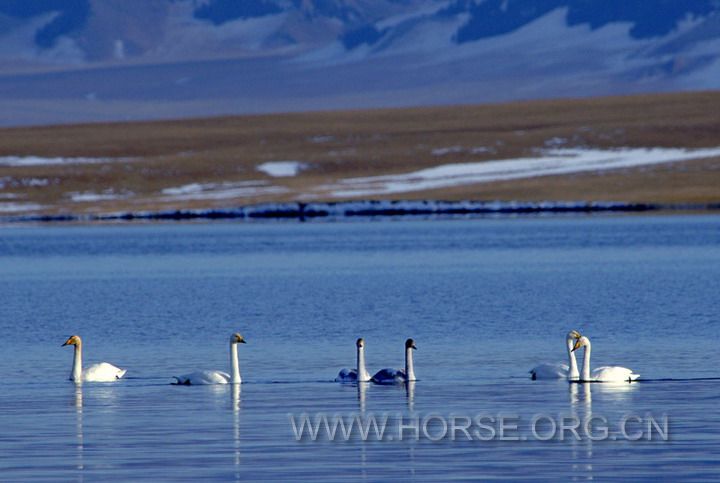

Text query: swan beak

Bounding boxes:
[411,342,417,350]
[571,339,583,352]
[239,339,247,344]
[62,338,74,347]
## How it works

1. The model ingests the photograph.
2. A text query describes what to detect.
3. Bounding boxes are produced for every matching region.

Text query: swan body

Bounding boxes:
[572,336,640,383]
[336,338,371,382]
[587,366,639,382]
[336,368,359,382]
[62,335,126,382]
[173,370,232,385]
[530,330,581,380]
[372,339,416,385]
[81,362,127,382]
[173,333,246,385]
[372,367,407,384]
[530,363,570,380]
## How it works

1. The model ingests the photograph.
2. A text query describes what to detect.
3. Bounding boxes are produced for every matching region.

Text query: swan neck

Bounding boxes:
[72,343,82,382]
[581,340,591,382]
[405,347,416,381]
[230,342,241,384]
[357,345,370,382]
[567,338,579,380]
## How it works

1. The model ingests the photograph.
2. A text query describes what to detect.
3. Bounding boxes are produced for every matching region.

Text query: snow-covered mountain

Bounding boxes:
[1,0,719,126]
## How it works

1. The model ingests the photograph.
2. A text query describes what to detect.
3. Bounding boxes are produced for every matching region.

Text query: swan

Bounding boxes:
[173,333,246,385]
[372,338,417,384]
[571,335,640,382]
[62,335,127,382]
[336,338,371,382]
[530,330,582,380]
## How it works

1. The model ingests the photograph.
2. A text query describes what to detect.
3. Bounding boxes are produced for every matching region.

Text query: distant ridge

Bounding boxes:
[1,1,719,126]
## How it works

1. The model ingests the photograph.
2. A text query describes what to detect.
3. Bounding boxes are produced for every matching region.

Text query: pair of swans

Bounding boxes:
[530,330,639,382]
[336,338,417,384]
[62,333,247,385]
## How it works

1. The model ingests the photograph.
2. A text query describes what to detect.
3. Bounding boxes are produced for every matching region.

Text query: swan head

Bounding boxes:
[356,338,365,348]
[571,336,590,352]
[405,338,417,350]
[231,333,247,344]
[567,330,582,341]
[62,335,81,347]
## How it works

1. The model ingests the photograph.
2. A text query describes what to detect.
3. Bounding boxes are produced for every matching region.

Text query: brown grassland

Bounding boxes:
[1,90,719,216]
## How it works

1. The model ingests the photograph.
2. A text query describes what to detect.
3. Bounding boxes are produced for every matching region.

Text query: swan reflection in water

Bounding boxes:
[569,383,592,481]
[232,384,241,478]
[73,384,84,479]
[357,382,369,413]
[405,381,417,479]
[568,381,637,481]
[406,381,416,412]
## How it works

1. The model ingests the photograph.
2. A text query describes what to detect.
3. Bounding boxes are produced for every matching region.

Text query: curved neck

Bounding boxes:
[566,338,579,380]
[581,341,592,382]
[405,347,416,381]
[72,344,83,382]
[230,343,241,384]
[357,345,370,382]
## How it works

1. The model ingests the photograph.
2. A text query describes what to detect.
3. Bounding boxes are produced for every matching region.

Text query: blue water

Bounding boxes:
[1,215,719,480]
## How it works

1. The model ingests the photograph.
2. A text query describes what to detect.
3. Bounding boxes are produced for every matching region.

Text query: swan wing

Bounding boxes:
[372,368,406,384]
[529,363,569,380]
[591,366,640,382]
[173,370,230,385]
[82,362,126,382]
[336,368,358,382]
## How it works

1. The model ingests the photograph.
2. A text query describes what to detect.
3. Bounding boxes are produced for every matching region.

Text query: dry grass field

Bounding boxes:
[1,90,719,217]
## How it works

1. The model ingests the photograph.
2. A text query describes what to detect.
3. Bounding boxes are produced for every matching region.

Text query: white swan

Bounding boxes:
[336,338,371,382]
[62,335,127,382]
[372,338,417,384]
[173,333,246,385]
[572,335,640,382]
[530,330,582,380]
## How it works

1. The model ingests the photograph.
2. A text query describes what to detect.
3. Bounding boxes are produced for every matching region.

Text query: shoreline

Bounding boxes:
[2,92,720,218]
[3,200,719,224]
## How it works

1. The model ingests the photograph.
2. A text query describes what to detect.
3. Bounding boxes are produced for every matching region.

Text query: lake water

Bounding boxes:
[1,215,719,480]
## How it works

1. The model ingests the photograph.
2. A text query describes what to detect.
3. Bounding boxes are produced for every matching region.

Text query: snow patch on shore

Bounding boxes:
[70,190,133,202]
[256,161,307,177]
[0,156,129,167]
[161,181,288,200]
[328,147,720,197]
[0,202,45,212]
[1,176,53,188]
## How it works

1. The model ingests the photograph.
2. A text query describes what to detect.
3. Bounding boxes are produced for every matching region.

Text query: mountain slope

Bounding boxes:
[0,1,719,126]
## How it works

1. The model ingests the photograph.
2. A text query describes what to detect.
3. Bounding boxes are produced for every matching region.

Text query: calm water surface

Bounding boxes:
[1,215,719,480]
